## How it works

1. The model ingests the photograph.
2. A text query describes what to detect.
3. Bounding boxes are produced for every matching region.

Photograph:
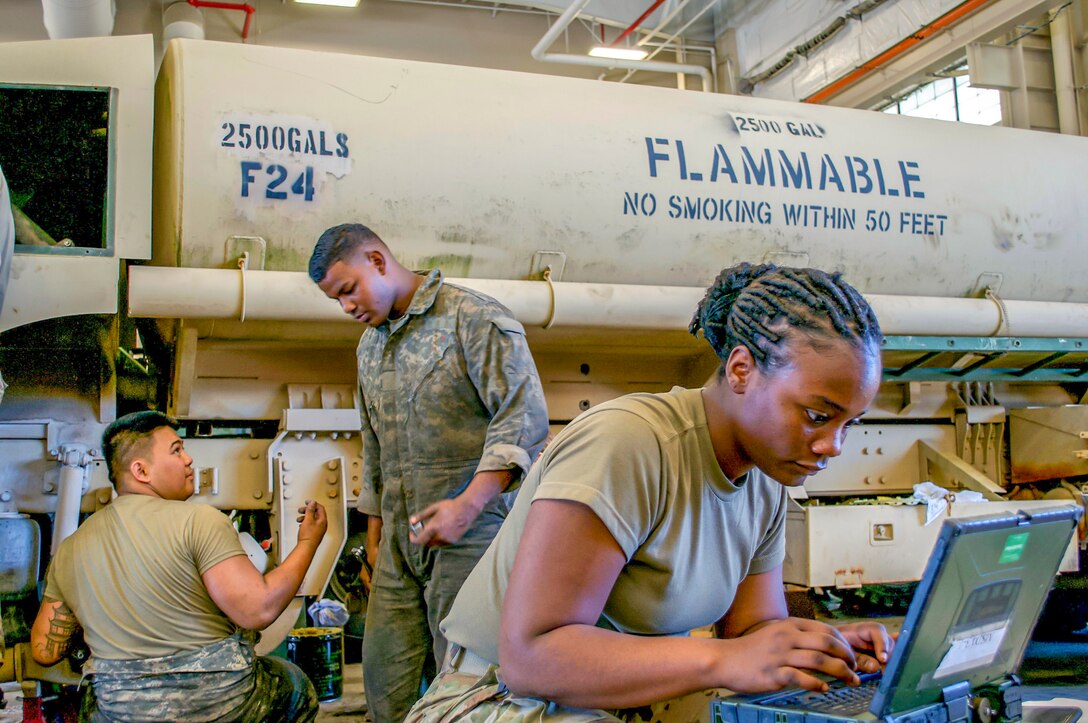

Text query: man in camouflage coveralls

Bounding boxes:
[31,410,324,721]
[310,223,549,723]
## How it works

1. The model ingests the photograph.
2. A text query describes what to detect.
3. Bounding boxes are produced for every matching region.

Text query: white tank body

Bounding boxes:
[156,39,1087,302]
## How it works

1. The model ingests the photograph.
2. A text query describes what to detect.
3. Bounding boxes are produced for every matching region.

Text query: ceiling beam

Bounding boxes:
[818,0,1056,109]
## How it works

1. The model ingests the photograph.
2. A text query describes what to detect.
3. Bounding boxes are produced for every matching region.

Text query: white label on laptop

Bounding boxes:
[934,626,1008,679]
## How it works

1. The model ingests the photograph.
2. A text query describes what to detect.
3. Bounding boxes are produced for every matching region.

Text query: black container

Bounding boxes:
[286,627,343,702]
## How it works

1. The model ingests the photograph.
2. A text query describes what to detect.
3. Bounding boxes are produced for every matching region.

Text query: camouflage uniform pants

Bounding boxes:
[364,509,504,723]
[81,633,319,722]
[404,666,726,723]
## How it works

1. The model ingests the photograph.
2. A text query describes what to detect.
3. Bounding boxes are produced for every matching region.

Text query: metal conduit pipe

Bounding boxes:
[187,0,255,41]
[52,446,90,554]
[41,0,115,39]
[618,0,718,87]
[610,0,666,48]
[639,0,692,45]
[1049,7,1079,135]
[128,266,702,329]
[530,0,713,92]
[128,266,1088,338]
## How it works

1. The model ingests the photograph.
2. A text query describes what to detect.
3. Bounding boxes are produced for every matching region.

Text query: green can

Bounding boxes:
[286,626,343,702]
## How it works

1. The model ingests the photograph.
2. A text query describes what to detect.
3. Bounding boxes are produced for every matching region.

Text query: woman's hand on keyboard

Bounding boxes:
[834,621,896,673]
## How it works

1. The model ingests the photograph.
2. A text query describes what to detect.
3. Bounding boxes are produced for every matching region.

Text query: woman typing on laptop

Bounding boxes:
[407,263,896,722]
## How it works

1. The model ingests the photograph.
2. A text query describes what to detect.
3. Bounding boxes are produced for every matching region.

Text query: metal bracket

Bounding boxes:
[940,680,973,723]
[193,467,220,496]
[286,383,358,413]
[529,251,566,281]
[917,440,1006,500]
[834,568,863,589]
[970,271,1004,297]
[225,235,266,270]
[282,409,362,433]
[169,325,199,418]
[882,336,1088,382]
[43,446,95,496]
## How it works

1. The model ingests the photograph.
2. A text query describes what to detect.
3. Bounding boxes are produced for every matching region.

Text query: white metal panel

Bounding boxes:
[969,40,1060,132]
[0,35,153,261]
[0,438,111,515]
[785,499,1080,587]
[801,423,957,496]
[184,438,276,510]
[1008,406,1088,484]
[269,433,352,598]
[0,35,153,333]
[0,256,118,332]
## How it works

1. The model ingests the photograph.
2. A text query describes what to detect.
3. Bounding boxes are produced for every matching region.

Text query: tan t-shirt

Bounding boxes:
[44,494,246,660]
[442,386,789,663]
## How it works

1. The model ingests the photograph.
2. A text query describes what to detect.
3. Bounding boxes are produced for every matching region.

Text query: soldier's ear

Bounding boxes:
[367,250,387,275]
[725,345,755,393]
[129,457,152,485]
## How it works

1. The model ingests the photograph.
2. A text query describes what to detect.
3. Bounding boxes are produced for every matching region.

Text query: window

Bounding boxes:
[882,67,1001,126]
[0,85,113,254]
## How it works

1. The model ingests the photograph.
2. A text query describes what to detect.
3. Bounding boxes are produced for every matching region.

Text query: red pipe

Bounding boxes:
[804,0,991,104]
[610,0,666,47]
[187,0,256,40]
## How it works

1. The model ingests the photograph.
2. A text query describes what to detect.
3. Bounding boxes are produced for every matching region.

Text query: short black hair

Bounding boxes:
[102,411,178,486]
[308,223,383,283]
[690,262,882,373]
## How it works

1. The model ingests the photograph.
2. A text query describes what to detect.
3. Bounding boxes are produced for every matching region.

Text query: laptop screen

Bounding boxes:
[872,506,1079,716]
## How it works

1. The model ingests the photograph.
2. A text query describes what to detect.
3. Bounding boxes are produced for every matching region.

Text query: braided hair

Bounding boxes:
[689,263,881,372]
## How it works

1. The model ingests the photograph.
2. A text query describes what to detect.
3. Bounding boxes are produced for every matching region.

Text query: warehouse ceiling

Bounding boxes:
[5,0,1059,108]
[483,0,732,42]
[386,0,735,46]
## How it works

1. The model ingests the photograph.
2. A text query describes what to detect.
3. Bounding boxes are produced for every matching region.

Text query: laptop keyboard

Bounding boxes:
[773,678,880,715]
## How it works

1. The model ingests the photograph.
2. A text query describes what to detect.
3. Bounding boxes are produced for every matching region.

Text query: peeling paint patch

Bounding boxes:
[616,228,643,252]
[416,254,472,277]
[438,229,480,249]
[264,245,312,272]
[991,208,1062,252]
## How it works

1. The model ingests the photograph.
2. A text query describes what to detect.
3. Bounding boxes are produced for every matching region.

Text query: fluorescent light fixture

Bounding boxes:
[294,0,361,7]
[588,46,648,61]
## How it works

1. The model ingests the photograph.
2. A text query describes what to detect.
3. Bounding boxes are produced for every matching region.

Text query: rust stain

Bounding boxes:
[1012,461,1088,485]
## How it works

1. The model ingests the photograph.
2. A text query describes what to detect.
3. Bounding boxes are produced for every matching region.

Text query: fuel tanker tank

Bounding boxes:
[151,39,1088,306]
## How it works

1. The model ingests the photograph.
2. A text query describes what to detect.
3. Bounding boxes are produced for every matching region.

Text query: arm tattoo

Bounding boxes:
[42,600,81,659]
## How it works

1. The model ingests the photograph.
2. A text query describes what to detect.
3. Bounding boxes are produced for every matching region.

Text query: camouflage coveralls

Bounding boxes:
[80,631,318,722]
[356,270,548,723]
[405,664,725,723]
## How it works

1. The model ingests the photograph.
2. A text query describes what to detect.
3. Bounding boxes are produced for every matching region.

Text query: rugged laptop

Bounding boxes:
[714,506,1082,723]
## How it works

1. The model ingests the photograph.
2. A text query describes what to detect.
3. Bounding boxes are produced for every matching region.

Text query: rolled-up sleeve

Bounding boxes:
[461,312,548,486]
